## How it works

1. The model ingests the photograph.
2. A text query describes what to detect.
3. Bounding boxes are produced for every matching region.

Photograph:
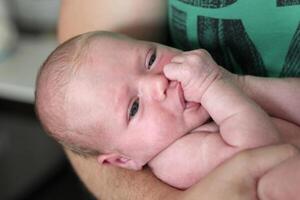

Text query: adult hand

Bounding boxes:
[258,154,300,200]
[174,144,298,200]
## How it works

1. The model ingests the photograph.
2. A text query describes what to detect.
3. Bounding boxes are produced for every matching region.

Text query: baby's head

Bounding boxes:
[36,31,208,170]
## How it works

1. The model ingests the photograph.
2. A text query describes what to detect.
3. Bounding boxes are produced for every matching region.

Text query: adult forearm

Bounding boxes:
[67,144,299,200]
[238,76,300,126]
[65,149,180,200]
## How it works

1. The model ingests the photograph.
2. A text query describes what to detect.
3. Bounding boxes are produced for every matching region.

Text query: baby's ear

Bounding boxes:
[97,153,143,170]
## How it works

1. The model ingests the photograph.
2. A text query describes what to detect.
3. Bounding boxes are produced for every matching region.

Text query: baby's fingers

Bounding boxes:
[163,63,190,85]
[171,55,185,63]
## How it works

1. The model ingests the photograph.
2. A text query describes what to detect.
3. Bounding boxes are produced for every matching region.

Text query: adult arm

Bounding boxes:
[58,0,168,43]
[65,150,180,200]
[67,144,299,200]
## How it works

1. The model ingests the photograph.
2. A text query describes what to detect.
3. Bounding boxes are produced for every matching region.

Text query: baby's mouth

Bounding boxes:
[168,80,200,110]
[185,101,200,109]
[177,82,200,110]
[173,81,186,110]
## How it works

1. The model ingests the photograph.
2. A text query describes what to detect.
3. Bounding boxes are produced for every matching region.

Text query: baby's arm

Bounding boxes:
[149,119,300,189]
[164,49,280,148]
[149,130,238,189]
[202,74,280,148]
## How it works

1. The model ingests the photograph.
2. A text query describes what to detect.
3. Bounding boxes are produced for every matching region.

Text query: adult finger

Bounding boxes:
[258,155,300,200]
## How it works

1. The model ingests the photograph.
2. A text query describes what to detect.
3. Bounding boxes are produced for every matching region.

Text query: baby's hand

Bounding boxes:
[164,49,223,103]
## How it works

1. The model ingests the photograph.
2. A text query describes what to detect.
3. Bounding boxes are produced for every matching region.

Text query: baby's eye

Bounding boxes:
[146,49,156,70]
[129,98,139,120]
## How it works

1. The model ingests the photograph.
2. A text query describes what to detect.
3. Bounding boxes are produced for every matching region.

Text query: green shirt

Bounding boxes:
[168,0,300,77]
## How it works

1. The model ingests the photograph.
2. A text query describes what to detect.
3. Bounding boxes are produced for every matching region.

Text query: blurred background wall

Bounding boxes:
[0,1,94,199]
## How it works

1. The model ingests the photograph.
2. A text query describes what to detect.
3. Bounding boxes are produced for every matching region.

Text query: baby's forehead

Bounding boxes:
[67,74,121,126]
[90,33,139,47]
[90,34,149,54]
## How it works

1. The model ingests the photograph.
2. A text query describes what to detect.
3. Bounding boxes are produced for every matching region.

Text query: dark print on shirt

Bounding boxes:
[178,0,237,8]
[169,0,300,77]
[197,16,266,76]
[281,23,300,76]
[171,6,191,50]
[277,0,300,7]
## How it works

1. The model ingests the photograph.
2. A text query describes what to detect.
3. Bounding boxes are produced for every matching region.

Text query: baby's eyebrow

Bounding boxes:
[114,85,130,124]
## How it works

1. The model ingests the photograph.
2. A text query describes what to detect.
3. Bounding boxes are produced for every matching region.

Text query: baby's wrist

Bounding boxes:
[232,74,255,99]
[198,67,225,100]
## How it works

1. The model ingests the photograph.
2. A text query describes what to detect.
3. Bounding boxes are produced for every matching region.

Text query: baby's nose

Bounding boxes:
[139,74,168,101]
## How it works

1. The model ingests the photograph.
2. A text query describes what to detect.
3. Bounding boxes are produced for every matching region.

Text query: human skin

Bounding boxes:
[258,153,300,200]
[58,0,168,43]
[63,33,298,192]
[65,34,209,170]
[148,49,280,188]
[58,1,300,199]
[149,116,300,190]
[66,143,300,200]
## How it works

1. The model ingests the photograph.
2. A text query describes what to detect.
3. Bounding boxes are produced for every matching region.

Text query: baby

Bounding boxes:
[36,31,295,189]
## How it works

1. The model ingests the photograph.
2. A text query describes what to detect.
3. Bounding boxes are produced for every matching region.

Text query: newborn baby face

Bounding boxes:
[66,35,209,170]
